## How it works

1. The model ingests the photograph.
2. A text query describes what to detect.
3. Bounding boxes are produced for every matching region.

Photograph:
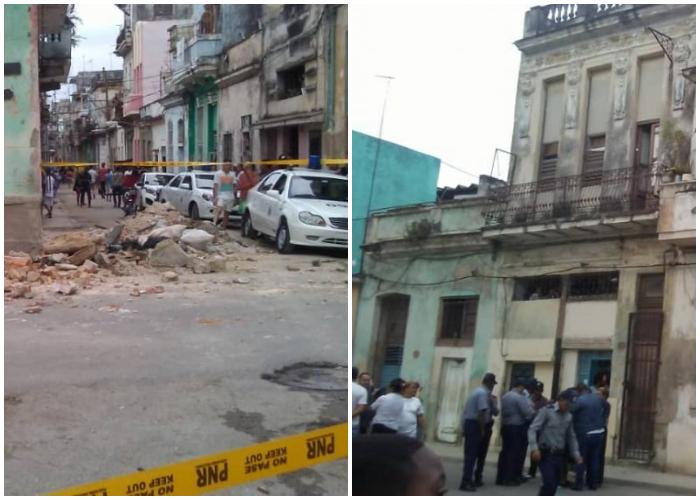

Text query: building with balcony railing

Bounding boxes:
[352,4,695,475]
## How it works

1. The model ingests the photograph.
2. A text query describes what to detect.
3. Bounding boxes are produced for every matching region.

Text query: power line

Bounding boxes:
[440,160,481,179]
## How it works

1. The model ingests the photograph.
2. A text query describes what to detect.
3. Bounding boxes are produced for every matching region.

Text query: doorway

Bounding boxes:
[619,273,665,461]
[435,358,466,443]
[373,294,410,388]
[576,351,611,388]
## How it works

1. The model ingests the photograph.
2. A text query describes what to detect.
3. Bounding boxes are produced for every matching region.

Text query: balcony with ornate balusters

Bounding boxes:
[481,167,660,245]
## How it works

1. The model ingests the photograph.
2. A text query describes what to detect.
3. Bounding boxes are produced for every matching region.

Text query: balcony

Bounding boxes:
[170,34,222,88]
[39,28,72,91]
[115,27,133,57]
[657,180,696,246]
[482,167,659,245]
[524,4,627,37]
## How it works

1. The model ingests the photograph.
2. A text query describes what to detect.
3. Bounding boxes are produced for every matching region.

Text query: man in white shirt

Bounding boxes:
[352,367,368,436]
[370,378,406,433]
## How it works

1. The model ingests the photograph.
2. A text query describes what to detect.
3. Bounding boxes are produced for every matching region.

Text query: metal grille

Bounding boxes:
[329,217,348,230]
[322,238,347,245]
[620,311,664,461]
[483,167,658,227]
[384,345,404,366]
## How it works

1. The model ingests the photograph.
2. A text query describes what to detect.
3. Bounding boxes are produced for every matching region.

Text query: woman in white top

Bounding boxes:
[398,381,426,439]
[370,378,406,434]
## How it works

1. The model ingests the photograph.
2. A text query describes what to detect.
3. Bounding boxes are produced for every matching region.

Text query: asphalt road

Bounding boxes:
[5,192,348,495]
[442,458,686,496]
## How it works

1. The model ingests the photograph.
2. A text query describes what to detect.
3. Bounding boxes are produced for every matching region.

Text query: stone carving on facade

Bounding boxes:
[517,74,536,138]
[613,53,629,121]
[565,63,581,129]
[673,42,691,110]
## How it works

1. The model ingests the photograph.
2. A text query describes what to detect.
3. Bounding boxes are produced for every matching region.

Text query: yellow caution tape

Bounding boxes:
[47,423,347,496]
[42,159,348,169]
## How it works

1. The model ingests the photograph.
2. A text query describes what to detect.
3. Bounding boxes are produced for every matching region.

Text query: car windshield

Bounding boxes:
[148,174,174,186]
[195,174,215,190]
[289,176,348,202]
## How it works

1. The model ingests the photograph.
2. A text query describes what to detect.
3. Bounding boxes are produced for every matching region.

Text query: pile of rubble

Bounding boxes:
[5,203,263,309]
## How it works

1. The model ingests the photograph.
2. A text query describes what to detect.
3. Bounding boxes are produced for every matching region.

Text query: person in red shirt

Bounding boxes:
[97,163,109,199]
[122,168,138,190]
[236,163,260,215]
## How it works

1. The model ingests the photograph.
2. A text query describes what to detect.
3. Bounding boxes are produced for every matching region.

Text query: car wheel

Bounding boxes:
[189,202,200,220]
[241,211,258,239]
[275,219,294,254]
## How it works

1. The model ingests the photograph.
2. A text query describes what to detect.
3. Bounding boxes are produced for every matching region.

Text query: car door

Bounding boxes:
[162,174,181,208]
[268,173,288,233]
[251,172,280,235]
[179,174,194,214]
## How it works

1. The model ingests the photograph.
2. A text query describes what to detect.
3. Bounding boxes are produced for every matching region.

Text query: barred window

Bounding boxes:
[438,297,479,346]
[513,276,562,301]
[569,272,619,301]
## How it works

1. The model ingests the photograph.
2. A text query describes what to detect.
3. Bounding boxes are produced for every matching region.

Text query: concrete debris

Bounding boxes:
[194,221,218,235]
[145,286,165,294]
[95,252,116,268]
[148,239,192,268]
[5,254,32,268]
[26,271,41,283]
[56,263,79,271]
[68,244,97,266]
[209,256,227,273]
[130,289,141,297]
[23,305,42,314]
[9,283,31,298]
[181,229,215,250]
[162,271,179,282]
[286,265,301,272]
[234,277,251,285]
[312,259,322,267]
[191,258,212,274]
[43,232,96,255]
[105,224,124,246]
[53,283,78,296]
[80,260,99,274]
[46,253,69,264]
[6,267,28,281]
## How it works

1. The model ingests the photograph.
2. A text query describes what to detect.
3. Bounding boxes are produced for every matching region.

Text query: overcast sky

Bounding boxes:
[51,4,124,102]
[351,3,529,187]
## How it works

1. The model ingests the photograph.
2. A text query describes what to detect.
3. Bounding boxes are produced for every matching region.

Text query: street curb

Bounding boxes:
[439,455,696,495]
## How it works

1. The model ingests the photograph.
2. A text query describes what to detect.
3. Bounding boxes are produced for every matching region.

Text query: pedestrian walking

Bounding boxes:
[528,391,583,496]
[528,380,550,479]
[474,391,499,487]
[398,382,426,440]
[496,378,535,486]
[237,164,260,216]
[97,162,108,199]
[358,372,375,434]
[88,165,97,199]
[105,167,113,201]
[370,378,405,434]
[112,168,124,208]
[352,367,369,437]
[74,169,92,207]
[572,385,606,491]
[353,434,447,496]
[42,170,56,218]
[213,163,237,229]
[459,372,497,492]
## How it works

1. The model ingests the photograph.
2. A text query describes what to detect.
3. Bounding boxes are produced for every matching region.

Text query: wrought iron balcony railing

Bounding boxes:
[482,167,658,228]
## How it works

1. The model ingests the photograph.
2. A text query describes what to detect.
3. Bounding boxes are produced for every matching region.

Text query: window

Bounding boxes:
[177,119,184,145]
[509,362,535,390]
[277,65,305,99]
[242,131,251,161]
[223,133,233,163]
[309,129,322,157]
[153,4,173,18]
[169,175,182,188]
[513,277,562,301]
[437,297,479,346]
[540,79,564,188]
[637,57,664,123]
[180,175,192,190]
[583,68,610,185]
[195,174,214,189]
[568,272,619,301]
[289,176,347,202]
[272,174,287,193]
[635,122,660,169]
[259,173,280,193]
[241,114,252,131]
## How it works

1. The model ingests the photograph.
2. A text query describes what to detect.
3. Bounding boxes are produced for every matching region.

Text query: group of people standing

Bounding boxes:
[66,163,137,209]
[351,368,426,440]
[460,372,610,496]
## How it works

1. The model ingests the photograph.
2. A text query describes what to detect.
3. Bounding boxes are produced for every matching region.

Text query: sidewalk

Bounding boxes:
[430,440,696,495]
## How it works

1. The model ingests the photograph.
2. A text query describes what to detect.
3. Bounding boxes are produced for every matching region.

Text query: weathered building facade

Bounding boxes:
[353,4,695,474]
[5,4,73,253]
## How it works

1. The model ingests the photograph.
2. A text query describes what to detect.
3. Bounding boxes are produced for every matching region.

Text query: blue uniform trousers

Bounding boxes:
[538,451,566,495]
[461,419,482,486]
[575,432,603,489]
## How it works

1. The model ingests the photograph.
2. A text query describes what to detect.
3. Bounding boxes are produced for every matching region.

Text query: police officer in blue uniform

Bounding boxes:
[528,391,583,495]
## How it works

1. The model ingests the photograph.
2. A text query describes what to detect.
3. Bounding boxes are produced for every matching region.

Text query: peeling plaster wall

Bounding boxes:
[4,4,43,253]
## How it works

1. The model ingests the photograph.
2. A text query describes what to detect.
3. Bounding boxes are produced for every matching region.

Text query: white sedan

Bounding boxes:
[160,171,216,220]
[136,172,174,210]
[242,169,348,253]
